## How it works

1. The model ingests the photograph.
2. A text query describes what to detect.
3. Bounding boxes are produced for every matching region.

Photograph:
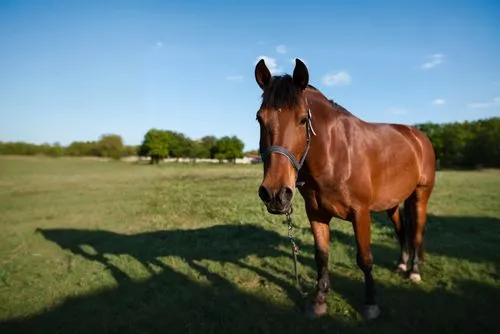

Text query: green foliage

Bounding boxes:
[138,129,171,164]
[65,141,99,157]
[137,129,245,163]
[168,131,191,158]
[186,141,210,161]
[415,117,500,168]
[0,137,133,160]
[0,141,59,156]
[214,136,245,163]
[1,116,498,169]
[0,130,247,164]
[200,136,218,159]
[41,142,64,157]
[96,134,124,160]
[122,145,139,157]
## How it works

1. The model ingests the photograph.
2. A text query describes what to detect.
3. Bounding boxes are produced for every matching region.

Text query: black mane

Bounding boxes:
[261,75,303,109]
[261,75,351,115]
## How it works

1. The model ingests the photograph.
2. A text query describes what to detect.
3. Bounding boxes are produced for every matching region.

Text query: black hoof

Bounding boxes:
[361,304,381,320]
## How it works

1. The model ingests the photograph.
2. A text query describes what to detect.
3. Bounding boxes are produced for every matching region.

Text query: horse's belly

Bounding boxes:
[370,173,418,211]
[370,197,407,212]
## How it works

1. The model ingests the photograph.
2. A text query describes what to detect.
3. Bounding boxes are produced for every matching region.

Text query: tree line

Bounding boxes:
[1,117,498,168]
[0,134,134,160]
[414,116,500,168]
[137,129,245,164]
[0,129,246,163]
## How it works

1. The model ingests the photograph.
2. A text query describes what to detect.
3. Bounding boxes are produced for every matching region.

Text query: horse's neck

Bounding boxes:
[306,90,360,172]
[307,90,357,125]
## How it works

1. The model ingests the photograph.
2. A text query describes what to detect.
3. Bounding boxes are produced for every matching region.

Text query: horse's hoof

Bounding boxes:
[409,272,422,283]
[361,304,381,320]
[304,302,327,319]
[394,263,407,273]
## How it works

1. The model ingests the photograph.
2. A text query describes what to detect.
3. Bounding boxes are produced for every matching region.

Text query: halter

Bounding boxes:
[259,98,317,187]
[258,98,317,296]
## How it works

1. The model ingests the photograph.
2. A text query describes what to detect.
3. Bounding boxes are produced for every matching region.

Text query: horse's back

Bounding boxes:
[354,120,436,210]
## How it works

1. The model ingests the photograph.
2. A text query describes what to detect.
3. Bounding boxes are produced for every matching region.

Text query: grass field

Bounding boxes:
[0,156,499,334]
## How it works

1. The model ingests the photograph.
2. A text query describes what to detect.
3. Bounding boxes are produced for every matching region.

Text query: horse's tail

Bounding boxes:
[432,144,440,171]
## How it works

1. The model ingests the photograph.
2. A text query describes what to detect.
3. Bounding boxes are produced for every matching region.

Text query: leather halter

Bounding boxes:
[259,99,316,187]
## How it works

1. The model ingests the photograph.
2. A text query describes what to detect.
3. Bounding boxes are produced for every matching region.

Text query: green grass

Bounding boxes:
[0,156,499,334]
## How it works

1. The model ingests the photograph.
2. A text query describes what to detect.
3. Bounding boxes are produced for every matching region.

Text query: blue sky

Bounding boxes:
[1,0,499,151]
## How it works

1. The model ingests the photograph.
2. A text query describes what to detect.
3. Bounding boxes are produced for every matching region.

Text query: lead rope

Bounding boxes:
[286,211,308,296]
[286,104,315,297]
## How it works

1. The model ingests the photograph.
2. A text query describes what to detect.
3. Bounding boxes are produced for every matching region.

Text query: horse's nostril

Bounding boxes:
[279,186,294,203]
[258,186,272,203]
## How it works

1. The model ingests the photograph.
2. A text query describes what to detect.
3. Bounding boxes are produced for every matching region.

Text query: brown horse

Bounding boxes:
[254,58,436,320]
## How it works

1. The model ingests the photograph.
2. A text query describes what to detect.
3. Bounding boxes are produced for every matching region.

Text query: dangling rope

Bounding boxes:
[285,211,308,296]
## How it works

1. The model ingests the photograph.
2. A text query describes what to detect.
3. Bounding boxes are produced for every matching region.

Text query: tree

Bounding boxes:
[214,136,245,163]
[463,118,500,168]
[168,131,192,159]
[186,141,210,163]
[415,122,444,161]
[201,135,218,159]
[123,145,139,157]
[415,117,500,169]
[40,142,64,157]
[96,134,124,160]
[65,141,99,157]
[139,129,170,164]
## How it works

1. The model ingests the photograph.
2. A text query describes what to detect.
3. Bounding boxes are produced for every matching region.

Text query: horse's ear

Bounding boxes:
[255,59,272,90]
[293,58,309,90]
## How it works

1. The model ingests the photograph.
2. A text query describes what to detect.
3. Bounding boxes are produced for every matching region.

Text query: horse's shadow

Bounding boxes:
[368,213,500,277]
[1,221,499,334]
[35,223,312,299]
[293,213,500,278]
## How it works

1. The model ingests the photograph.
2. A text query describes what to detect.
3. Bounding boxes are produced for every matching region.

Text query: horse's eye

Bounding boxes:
[299,117,308,125]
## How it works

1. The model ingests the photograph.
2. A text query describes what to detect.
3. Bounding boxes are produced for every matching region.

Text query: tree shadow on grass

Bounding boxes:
[1,222,499,334]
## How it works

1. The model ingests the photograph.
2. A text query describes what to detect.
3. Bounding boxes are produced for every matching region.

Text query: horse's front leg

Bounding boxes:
[305,218,332,318]
[353,208,381,320]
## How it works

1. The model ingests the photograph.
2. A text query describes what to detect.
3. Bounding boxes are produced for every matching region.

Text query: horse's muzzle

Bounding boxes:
[258,185,294,215]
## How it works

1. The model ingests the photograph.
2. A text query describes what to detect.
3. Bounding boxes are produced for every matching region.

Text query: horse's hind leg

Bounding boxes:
[405,186,432,283]
[386,205,410,273]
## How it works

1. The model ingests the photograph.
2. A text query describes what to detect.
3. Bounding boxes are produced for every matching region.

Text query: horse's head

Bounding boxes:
[254,58,313,215]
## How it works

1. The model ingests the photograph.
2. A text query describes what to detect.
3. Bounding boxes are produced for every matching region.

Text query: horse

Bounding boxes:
[254,58,436,320]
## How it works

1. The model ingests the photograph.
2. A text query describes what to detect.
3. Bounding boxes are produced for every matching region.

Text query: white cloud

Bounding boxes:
[432,98,446,105]
[276,44,287,54]
[226,75,244,82]
[421,53,444,70]
[254,56,282,75]
[322,71,351,86]
[467,96,500,109]
[387,107,409,115]
[155,41,163,49]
